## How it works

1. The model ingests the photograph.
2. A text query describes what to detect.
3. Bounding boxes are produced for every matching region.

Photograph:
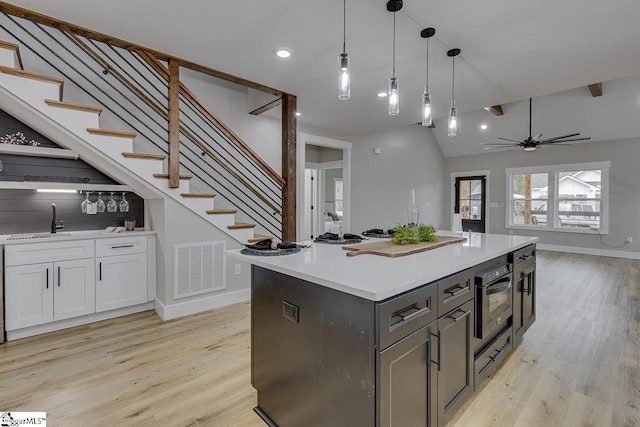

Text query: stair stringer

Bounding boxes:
[0,83,255,244]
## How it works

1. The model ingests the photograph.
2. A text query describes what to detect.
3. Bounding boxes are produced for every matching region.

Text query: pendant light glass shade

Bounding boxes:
[338,53,350,100]
[389,76,399,115]
[447,48,461,137]
[420,28,435,127]
[422,90,432,126]
[386,1,402,115]
[448,102,457,137]
[338,0,350,100]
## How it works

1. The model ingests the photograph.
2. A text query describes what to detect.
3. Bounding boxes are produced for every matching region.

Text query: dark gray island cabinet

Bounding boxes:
[228,234,538,427]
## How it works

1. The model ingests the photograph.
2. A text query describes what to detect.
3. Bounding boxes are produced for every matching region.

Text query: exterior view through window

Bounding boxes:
[507,162,609,233]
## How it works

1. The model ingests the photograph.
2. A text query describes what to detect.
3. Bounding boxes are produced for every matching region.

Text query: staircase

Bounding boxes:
[0,40,269,244]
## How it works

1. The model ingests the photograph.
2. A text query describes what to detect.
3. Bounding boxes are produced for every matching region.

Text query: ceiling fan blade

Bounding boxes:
[484,145,520,150]
[540,133,580,143]
[482,143,520,146]
[544,137,591,143]
[532,133,543,141]
[497,137,524,143]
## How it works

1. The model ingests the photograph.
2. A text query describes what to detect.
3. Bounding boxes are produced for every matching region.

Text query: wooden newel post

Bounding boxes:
[168,58,180,188]
[282,93,297,242]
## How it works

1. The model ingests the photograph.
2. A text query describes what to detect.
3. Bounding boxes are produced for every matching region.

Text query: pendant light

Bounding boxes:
[338,0,350,100]
[420,27,435,127]
[387,0,402,115]
[447,48,461,137]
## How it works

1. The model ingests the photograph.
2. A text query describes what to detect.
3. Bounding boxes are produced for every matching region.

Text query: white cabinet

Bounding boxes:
[3,234,154,339]
[5,258,95,330]
[96,253,147,312]
[5,263,54,330]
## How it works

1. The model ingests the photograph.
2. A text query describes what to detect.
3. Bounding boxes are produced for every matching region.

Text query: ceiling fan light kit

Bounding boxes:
[482,98,591,151]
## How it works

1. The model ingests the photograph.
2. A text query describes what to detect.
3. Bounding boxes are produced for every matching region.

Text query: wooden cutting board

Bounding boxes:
[342,235,467,257]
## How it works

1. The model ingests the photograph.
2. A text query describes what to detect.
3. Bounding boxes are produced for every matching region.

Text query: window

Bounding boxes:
[506,161,609,233]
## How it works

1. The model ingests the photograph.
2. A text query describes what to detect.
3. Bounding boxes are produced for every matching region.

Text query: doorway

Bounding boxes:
[451,171,490,233]
[297,134,352,240]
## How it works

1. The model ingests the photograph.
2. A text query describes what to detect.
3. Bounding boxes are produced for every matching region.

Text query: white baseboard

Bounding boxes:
[537,244,640,260]
[154,288,251,321]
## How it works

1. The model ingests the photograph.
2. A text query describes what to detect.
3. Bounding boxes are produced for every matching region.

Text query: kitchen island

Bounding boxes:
[227,232,538,427]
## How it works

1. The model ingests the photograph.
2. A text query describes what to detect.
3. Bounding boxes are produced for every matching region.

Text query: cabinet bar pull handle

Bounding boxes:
[430,332,441,371]
[46,268,49,289]
[396,303,430,322]
[58,266,61,287]
[448,309,471,322]
[445,285,468,297]
[111,244,134,249]
[99,262,102,281]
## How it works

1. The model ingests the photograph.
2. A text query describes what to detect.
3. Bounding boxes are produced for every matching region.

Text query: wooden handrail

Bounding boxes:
[70,38,283,214]
[138,51,286,189]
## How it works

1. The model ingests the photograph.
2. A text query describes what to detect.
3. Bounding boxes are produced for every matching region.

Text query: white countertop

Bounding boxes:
[227,232,538,301]
[0,229,156,245]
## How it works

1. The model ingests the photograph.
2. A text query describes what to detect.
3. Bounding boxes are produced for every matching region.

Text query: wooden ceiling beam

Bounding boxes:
[249,97,282,115]
[484,105,504,116]
[588,83,603,97]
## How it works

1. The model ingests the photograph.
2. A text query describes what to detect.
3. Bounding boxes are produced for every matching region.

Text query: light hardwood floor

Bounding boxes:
[0,251,638,426]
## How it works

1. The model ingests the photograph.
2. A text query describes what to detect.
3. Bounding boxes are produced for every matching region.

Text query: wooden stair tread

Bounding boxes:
[153,173,192,180]
[45,99,103,115]
[87,128,137,138]
[122,152,166,161]
[181,193,216,198]
[0,64,63,99]
[0,40,23,70]
[206,209,238,215]
[248,235,273,243]
[228,222,256,230]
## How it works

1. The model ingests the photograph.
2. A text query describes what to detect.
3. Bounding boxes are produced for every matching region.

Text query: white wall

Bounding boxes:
[444,137,640,256]
[349,125,445,233]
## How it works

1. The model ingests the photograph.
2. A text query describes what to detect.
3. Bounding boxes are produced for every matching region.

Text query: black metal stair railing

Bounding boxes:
[0,12,283,238]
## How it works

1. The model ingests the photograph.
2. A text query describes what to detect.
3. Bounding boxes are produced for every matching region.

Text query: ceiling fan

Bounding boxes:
[482,98,591,151]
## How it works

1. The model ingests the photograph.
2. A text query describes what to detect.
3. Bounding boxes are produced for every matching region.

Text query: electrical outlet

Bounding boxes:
[626,236,633,243]
[425,202,431,208]
[234,264,242,275]
[499,202,505,208]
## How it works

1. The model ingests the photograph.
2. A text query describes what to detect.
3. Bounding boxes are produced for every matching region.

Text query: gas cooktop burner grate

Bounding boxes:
[7,232,51,240]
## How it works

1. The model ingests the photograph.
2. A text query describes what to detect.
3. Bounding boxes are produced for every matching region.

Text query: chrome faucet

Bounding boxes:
[51,203,64,234]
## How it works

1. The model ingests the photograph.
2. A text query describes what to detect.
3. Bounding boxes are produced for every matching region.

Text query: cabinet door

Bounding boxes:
[5,263,53,330]
[512,269,525,345]
[523,264,536,331]
[96,253,147,312]
[53,259,95,321]
[437,300,474,427]
[378,323,437,427]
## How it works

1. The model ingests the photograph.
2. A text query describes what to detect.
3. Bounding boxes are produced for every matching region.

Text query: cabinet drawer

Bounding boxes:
[474,325,512,388]
[96,235,147,257]
[511,244,536,273]
[5,240,94,266]
[437,268,473,315]
[376,282,438,350]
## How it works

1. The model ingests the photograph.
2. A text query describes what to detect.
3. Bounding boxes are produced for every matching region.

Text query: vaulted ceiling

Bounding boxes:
[5,0,640,157]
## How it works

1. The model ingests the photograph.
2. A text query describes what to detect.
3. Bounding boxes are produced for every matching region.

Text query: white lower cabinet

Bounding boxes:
[5,258,94,330]
[96,253,147,312]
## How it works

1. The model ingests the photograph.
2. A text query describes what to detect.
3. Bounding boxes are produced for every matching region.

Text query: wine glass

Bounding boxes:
[81,192,91,213]
[107,192,118,213]
[119,192,129,213]
[96,192,106,213]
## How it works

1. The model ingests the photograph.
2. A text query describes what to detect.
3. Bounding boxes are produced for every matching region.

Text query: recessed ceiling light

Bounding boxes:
[295,112,301,117]
[377,92,388,98]
[275,48,292,58]
[480,124,488,130]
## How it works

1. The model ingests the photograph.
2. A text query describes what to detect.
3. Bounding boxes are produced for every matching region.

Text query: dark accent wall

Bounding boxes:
[0,190,144,235]
[0,110,145,235]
